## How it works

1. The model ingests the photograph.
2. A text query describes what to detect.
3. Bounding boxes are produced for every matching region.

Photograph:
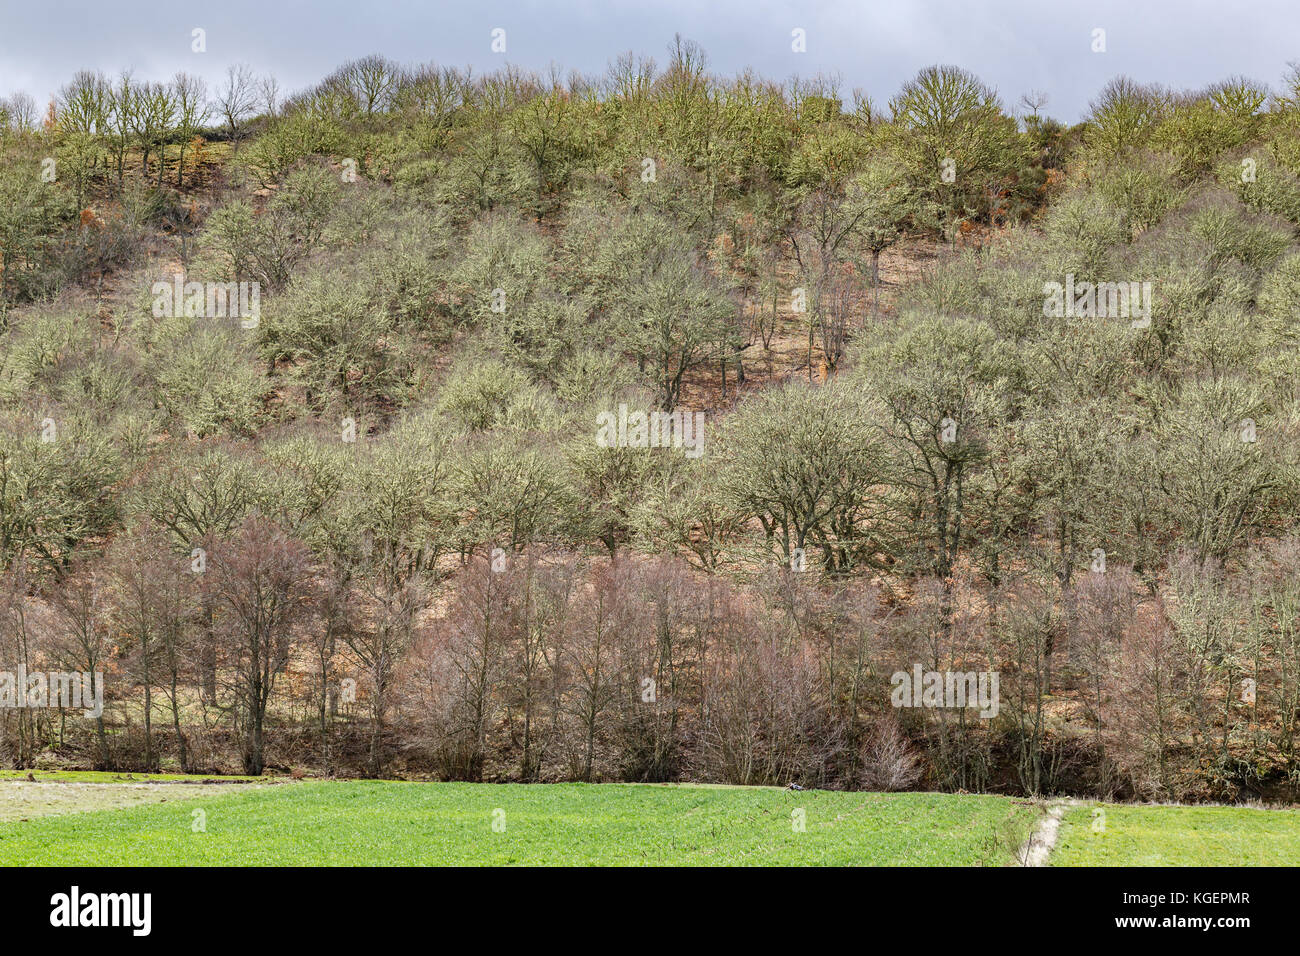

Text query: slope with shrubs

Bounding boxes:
[0,52,1297,804]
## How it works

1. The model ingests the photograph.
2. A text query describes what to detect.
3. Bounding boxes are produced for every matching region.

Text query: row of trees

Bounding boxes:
[5,522,1297,800]
[2,49,1066,305]
[1,66,275,196]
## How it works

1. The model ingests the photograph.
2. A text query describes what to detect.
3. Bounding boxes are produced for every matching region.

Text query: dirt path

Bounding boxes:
[0,781,271,823]
[1017,799,1078,866]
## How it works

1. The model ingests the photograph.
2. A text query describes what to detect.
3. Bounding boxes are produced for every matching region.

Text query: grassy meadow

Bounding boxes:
[0,780,1038,866]
[1052,802,1300,867]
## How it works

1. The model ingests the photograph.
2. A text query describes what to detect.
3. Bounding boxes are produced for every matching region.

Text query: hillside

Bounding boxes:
[0,55,1298,804]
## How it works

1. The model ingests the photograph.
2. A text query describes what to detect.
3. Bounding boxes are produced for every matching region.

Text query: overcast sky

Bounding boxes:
[1,0,1295,122]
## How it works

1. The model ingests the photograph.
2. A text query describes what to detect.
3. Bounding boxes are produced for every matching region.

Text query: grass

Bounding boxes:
[0,781,1038,866]
[1052,802,1300,866]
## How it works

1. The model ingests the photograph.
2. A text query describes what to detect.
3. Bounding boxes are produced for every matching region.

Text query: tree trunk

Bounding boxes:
[170,667,190,773]
[201,603,217,702]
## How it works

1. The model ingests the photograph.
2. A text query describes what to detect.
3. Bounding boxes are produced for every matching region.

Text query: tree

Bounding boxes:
[216,64,258,145]
[256,262,410,407]
[128,81,176,184]
[258,74,281,118]
[56,71,109,207]
[859,315,1015,624]
[720,381,888,574]
[331,416,454,775]
[171,72,210,187]
[1152,378,1292,567]
[629,454,748,572]
[611,238,732,410]
[783,154,908,366]
[453,432,573,555]
[435,553,511,779]
[886,65,1018,237]
[564,418,652,557]
[503,551,575,780]
[103,71,136,185]
[852,157,914,311]
[784,180,869,373]
[1084,76,1166,162]
[0,160,77,301]
[47,566,113,767]
[0,414,123,574]
[107,522,194,770]
[510,75,578,215]
[1,92,37,132]
[138,448,270,700]
[207,519,314,775]
[201,164,338,292]
[0,562,43,766]
[562,562,619,780]
[1017,397,1119,669]
[344,55,401,116]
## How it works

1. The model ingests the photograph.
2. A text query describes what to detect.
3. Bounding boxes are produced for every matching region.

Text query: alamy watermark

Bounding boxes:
[890,665,999,718]
[1043,274,1152,327]
[50,886,150,936]
[151,274,260,329]
[0,666,104,718]
[595,404,706,458]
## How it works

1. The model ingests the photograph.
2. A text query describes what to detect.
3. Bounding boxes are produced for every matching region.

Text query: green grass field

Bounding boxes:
[4,779,1294,865]
[0,781,1037,866]
[1052,803,1300,866]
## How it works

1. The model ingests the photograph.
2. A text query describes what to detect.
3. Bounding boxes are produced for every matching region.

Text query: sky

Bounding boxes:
[0,0,1296,122]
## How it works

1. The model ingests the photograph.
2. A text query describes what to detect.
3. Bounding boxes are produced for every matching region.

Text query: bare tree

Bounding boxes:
[216,64,258,145]
[343,568,427,777]
[105,70,133,184]
[0,564,44,766]
[128,81,176,184]
[436,554,511,780]
[2,91,37,132]
[208,519,314,775]
[562,564,618,781]
[47,567,113,768]
[171,72,210,187]
[858,715,923,792]
[257,73,281,119]
[347,55,401,115]
[1018,89,1049,121]
[108,522,197,772]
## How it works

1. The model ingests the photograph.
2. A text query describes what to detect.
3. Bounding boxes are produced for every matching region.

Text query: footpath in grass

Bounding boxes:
[0,771,274,823]
[0,781,1038,866]
[1051,802,1300,866]
[0,770,263,784]
[0,781,271,823]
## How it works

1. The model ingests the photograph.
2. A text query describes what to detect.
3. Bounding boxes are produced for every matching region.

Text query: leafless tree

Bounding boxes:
[2,91,37,132]
[208,519,314,775]
[216,64,258,144]
[171,72,210,187]
[561,565,619,781]
[258,73,280,119]
[47,567,113,767]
